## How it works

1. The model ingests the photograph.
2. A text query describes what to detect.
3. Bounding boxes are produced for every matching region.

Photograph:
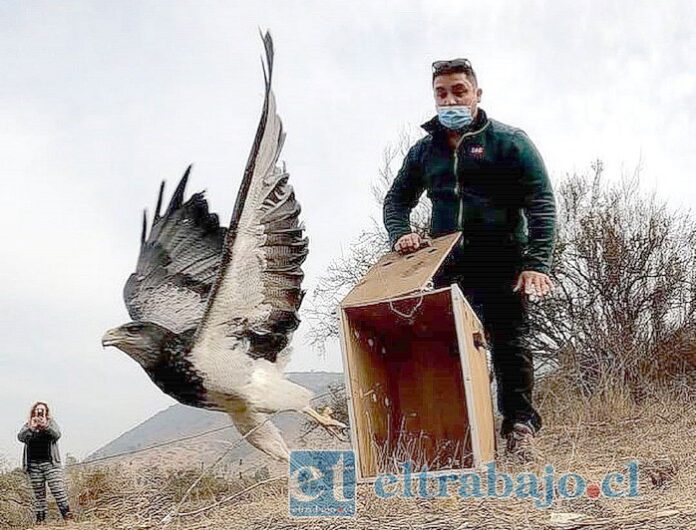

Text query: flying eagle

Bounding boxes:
[102,32,344,462]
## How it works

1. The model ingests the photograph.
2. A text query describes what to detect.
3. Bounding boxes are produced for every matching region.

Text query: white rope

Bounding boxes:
[387,280,434,320]
[388,295,424,319]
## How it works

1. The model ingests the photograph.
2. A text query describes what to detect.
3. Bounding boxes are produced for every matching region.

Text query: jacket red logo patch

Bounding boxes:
[469,145,485,158]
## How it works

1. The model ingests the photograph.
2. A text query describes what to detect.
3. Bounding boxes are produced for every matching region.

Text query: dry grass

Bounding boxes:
[370,416,473,475]
[181,379,696,530]
[0,461,34,528]
[2,377,695,530]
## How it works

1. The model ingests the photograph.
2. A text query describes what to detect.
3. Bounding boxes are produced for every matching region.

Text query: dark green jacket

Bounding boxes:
[383,109,556,274]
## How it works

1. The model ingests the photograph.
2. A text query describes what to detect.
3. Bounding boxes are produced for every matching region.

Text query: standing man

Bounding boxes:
[383,58,556,460]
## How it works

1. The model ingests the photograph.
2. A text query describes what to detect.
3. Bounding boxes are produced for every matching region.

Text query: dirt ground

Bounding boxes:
[8,385,696,530]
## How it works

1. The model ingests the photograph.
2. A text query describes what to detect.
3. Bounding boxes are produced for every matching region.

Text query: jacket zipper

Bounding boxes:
[453,121,491,234]
[453,134,466,231]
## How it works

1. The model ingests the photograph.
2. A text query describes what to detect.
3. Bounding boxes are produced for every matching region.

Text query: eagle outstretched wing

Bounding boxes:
[124,166,227,334]
[191,31,308,365]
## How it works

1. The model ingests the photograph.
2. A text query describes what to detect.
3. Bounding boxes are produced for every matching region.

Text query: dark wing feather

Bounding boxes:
[124,166,227,333]
[191,31,307,365]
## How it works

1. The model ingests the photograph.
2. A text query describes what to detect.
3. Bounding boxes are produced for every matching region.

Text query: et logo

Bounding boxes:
[288,450,356,517]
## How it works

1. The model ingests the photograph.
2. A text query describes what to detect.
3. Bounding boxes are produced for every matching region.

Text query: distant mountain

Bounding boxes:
[85,372,347,476]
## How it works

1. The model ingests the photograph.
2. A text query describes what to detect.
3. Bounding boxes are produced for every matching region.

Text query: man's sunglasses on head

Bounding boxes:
[432,58,474,75]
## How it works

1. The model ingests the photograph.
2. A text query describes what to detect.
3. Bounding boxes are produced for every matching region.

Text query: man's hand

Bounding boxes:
[394,232,429,254]
[37,417,47,429]
[30,417,40,430]
[513,270,553,299]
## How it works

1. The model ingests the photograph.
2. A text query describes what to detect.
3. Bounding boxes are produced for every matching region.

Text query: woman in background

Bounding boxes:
[17,402,73,524]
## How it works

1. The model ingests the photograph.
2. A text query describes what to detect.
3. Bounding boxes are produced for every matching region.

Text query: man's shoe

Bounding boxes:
[505,422,537,462]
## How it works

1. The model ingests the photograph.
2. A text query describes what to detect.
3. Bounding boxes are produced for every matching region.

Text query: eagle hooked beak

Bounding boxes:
[102,328,123,349]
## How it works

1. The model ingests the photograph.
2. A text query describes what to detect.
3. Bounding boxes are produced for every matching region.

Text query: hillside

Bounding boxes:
[85,372,347,476]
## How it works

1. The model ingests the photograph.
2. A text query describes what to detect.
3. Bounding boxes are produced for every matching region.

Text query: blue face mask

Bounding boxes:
[436,105,473,131]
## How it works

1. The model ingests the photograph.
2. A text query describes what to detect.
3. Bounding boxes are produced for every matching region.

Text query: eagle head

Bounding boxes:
[102,321,172,369]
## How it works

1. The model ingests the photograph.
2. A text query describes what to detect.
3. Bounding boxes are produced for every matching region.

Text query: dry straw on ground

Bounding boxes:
[2,373,694,530]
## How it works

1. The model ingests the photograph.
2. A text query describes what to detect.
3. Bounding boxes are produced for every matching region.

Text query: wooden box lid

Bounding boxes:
[340,232,461,308]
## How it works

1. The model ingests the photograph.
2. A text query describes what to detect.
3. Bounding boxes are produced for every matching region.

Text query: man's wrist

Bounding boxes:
[520,264,550,275]
[390,230,413,249]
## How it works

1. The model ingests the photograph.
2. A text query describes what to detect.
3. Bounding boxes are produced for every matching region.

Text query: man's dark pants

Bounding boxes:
[434,244,542,436]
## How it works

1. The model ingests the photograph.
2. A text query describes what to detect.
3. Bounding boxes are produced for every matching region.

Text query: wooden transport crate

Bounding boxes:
[338,233,497,482]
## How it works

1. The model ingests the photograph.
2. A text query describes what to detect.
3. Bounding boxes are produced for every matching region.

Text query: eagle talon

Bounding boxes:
[303,406,348,441]
[320,422,350,442]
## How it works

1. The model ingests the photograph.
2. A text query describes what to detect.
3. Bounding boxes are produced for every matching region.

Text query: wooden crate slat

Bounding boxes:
[341,232,461,308]
[338,233,497,482]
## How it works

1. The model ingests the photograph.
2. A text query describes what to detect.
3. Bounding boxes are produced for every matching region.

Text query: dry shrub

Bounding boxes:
[67,463,126,514]
[161,466,241,503]
[536,369,639,427]
[304,127,427,350]
[531,161,696,398]
[0,459,33,529]
[59,462,264,528]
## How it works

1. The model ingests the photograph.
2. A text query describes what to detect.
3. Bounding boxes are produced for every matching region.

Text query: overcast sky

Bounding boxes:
[1,1,694,462]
